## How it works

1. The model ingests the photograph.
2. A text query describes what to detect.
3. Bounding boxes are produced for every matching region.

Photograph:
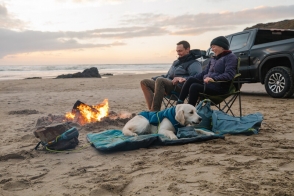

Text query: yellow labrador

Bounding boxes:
[122,104,214,140]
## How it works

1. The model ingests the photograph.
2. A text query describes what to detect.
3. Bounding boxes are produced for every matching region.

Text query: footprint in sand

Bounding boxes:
[2,179,30,191]
[89,188,114,196]
[0,153,25,161]
[21,134,37,141]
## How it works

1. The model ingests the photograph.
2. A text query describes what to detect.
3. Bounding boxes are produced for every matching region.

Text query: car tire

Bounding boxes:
[264,66,294,98]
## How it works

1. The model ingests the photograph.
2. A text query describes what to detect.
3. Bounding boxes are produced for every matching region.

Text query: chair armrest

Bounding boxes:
[234,73,241,79]
[208,73,241,83]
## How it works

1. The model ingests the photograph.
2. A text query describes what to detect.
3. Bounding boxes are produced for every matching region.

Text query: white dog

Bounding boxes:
[122,104,214,140]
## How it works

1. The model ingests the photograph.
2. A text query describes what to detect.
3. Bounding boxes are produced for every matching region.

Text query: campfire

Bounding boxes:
[34,99,134,133]
[65,99,109,125]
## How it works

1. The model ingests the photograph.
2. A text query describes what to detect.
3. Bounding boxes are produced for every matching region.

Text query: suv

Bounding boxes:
[202,28,294,98]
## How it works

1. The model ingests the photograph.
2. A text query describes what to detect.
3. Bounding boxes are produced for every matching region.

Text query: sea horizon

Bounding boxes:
[0,63,170,81]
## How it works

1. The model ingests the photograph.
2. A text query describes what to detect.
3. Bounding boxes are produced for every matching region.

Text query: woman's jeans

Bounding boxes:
[179,77,226,106]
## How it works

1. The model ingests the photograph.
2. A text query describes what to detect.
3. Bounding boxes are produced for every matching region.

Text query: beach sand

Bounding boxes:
[0,73,293,196]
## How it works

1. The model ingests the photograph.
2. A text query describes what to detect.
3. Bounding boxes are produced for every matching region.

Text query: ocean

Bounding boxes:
[0,64,171,81]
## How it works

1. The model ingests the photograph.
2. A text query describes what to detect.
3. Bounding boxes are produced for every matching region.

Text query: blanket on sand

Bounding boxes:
[87,129,224,152]
[86,111,263,152]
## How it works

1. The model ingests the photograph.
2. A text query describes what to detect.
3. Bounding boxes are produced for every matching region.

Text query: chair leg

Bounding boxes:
[207,100,223,111]
[221,93,242,117]
[222,95,238,116]
[198,92,242,117]
[166,98,173,109]
[223,101,235,116]
[221,95,237,110]
[163,98,168,108]
[239,92,242,117]
[163,94,179,109]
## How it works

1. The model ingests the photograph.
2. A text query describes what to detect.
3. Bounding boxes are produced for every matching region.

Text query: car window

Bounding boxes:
[230,33,250,50]
[207,48,214,57]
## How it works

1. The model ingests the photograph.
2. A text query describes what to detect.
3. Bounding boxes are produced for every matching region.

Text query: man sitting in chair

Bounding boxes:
[176,36,237,106]
[140,40,202,111]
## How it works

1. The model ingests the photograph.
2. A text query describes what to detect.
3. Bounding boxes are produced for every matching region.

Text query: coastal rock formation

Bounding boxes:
[101,73,113,76]
[245,19,294,30]
[56,67,101,78]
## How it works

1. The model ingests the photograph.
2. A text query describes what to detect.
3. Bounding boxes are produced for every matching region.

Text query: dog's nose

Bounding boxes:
[196,117,202,123]
[192,117,202,124]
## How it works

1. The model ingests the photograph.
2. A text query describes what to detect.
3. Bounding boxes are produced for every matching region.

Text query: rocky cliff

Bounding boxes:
[245,19,294,30]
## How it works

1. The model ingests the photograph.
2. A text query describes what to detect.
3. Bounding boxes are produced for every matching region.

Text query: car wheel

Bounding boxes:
[264,66,294,98]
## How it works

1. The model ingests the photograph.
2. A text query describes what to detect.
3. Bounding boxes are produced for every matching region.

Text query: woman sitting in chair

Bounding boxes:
[176,36,237,106]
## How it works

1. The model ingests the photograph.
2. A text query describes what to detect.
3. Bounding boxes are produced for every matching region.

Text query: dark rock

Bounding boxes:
[24,77,42,79]
[82,67,101,77]
[56,67,101,78]
[101,73,113,76]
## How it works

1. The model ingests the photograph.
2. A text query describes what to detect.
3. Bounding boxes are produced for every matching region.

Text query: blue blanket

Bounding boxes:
[87,129,224,152]
[212,111,263,135]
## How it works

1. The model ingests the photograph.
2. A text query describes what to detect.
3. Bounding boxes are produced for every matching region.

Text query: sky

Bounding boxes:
[0,0,294,65]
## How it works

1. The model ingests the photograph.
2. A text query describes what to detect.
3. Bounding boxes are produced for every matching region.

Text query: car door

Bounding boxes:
[229,32,251,80]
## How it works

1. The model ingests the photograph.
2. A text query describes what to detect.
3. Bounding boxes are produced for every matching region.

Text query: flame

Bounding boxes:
[65,112,75,120]
[65,99,109,125]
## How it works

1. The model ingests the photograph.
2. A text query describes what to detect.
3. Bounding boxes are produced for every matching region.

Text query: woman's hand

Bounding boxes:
[204,77,214,84]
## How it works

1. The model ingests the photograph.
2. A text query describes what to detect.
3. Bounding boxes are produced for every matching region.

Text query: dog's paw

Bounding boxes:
[124,132,138,137]
[122,130,138,137]
[130,133,138,137]
[205,132,214,136]
[168,134,178,140]
[194,129,214,136]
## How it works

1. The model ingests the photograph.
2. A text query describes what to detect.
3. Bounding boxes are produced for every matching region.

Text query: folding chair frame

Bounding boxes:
[162,86,180,109]
[198,57,242,117]
[200,90,241,117]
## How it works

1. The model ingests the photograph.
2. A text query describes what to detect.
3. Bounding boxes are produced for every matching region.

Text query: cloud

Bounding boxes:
[121,5,294,35]
[207,0,229,2]
[0,28,126,58]
[1,4,294,58]
[56,0,127,4]
[171,26,238,36]
[0,4,26,29]
[0,25,168,58]
[82,26,168,38]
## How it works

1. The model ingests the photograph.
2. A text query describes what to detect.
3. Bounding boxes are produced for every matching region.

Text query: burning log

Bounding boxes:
[65,99,109,125]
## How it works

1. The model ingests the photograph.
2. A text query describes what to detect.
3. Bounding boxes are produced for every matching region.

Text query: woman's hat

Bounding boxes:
[210,36,230,50]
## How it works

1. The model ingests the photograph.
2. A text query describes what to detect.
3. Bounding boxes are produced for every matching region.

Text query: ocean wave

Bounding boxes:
[0,64,170,80]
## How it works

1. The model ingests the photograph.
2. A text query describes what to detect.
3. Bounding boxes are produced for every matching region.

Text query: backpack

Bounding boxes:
[195,99,213,130]
[34,123,79,151]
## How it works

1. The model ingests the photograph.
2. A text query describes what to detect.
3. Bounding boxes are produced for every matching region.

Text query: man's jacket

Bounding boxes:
[153,53,202,87]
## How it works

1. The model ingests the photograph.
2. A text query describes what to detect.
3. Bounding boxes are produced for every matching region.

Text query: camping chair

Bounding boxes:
[162,86,191,109]
[197,57,242,117]
[162,86,181,109]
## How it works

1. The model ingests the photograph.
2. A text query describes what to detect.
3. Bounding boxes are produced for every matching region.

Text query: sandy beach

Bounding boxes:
[0,73,294,196]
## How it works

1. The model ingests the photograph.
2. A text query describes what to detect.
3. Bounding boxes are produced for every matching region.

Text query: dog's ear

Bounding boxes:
[175,107,185,125]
